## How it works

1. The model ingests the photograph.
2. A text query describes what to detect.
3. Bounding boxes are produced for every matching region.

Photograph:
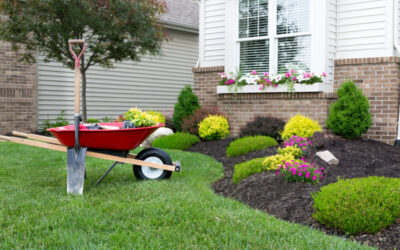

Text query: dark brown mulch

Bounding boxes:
[186,133,400,249]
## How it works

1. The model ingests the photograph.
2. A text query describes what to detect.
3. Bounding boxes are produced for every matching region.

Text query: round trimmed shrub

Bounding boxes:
[233,158,265,184]
[226,136,277,157]
[239,116,285,139]
[152,132,199,150]
[172,85,200,131]
[312,176,400,235]
[198,115,229,140]
[281,115,321,140]
[327,80,371,139]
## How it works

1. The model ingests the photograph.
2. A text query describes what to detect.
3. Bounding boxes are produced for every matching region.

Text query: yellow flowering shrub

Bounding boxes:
[281,115,322,140]
[147,110,166,124]
[277,146,302,158]
[198,115,230,140]
[263,153,295,170]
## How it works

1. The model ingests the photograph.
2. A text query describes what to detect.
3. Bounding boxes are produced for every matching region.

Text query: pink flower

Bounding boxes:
[302,148,306,151]
[322,72,327,77]
[251,70,257,75]
[273,84,278,87]
[298,172,302,176]
[306,172,310,178]
[285,72,291,78]
[276,171,279,175]
[259,87,263,90]
[292,77,296,81]
[264,72,269,76]
[290,69,295,73]
[312,176,317,180]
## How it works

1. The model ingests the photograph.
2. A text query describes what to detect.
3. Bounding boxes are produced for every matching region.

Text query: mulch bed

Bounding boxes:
[186,133,400,249]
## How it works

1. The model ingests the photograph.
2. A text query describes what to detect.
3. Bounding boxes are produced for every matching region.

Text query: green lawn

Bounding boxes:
[0,142,372,249]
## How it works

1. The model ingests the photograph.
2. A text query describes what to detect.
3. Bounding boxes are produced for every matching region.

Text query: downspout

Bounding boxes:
[393,0,400,145]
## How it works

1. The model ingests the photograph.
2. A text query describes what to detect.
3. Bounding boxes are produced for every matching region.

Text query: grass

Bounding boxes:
[0,141,372,249]
[226,136,278,157]
[152,132,199,150]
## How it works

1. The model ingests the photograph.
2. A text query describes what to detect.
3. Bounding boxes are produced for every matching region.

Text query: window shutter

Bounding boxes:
[240,39,270,74]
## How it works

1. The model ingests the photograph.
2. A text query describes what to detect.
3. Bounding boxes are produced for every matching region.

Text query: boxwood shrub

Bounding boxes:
[233,158,265,184]
[312,176,400,235]
[226,136,277,157]
[152,132,199,150]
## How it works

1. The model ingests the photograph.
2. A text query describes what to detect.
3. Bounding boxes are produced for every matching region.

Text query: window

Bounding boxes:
[238,0,311,74]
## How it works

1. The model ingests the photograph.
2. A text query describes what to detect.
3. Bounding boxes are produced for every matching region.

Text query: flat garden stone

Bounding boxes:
[140,127,173,148]
[316,150,339,165]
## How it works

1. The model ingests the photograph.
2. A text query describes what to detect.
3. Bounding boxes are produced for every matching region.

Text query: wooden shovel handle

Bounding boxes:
[68,39,86,114]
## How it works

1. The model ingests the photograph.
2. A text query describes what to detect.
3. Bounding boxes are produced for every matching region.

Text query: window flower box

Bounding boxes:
[217,82,330,94]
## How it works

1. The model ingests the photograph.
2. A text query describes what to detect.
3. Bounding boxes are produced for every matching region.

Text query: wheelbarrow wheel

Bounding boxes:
[133,148,173,180]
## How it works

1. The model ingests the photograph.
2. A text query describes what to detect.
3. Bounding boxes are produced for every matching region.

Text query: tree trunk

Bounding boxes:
[80,55,87,122]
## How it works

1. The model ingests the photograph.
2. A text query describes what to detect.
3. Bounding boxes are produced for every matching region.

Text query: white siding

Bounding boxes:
[327,0,337,84]
[336,0,393,59]
[199,0,225,66]
[37,28,198,126]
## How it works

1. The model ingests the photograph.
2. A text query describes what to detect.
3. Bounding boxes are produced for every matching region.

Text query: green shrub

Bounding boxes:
[173,85,200,131]
[233,158,265,184]
[86,118,100,123]
[281,115,321,140]
[312,176,400,235]
[101,117,114,122]
[263,153,295,170]
[226,136,277,157]
[327,81,371,139]
[152,132,199,150]
[40,110,69,135]
[239,116,285,140]
[198,115,230,140]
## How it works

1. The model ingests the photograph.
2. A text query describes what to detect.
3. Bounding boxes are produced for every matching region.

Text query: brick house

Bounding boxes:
[194,0,400,144]
[0,0,198,135]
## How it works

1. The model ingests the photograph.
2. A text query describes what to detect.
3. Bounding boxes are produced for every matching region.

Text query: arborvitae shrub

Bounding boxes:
[172,85,200,131]
[181,106,224,136]
[327,81,371,139]
[239,116,285,140]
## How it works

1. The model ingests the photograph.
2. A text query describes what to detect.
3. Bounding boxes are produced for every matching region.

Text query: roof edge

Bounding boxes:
[160,20,199,34]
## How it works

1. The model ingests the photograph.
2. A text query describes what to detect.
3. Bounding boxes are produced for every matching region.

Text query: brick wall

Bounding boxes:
[335,57,400,144]
[193,56,400,144]
[0,42,37,135]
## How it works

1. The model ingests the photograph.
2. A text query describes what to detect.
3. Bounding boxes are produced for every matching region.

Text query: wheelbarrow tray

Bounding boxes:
[47,122,163,150]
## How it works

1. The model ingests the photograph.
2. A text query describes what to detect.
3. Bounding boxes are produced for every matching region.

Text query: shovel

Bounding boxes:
[67,39,87,195]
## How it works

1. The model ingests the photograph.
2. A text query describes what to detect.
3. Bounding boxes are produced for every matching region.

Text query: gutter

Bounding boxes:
[393,0,400,146]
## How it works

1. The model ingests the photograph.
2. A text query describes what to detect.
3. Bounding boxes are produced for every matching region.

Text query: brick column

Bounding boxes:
[335,57,400,144]
[0,42,37,135]
[193,66,224,107]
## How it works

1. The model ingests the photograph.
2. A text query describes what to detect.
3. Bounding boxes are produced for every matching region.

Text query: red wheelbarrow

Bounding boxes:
[0,39,180,194]
[0,125,181,188]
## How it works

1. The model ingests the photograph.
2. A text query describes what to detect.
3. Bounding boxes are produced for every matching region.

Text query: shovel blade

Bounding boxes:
[67,147,87,195]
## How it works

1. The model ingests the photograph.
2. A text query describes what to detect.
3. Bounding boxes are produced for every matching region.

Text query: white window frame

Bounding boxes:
[225,0,328,81]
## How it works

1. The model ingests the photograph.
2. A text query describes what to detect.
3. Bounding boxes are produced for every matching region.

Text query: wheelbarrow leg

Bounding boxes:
[96,161,120,185]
